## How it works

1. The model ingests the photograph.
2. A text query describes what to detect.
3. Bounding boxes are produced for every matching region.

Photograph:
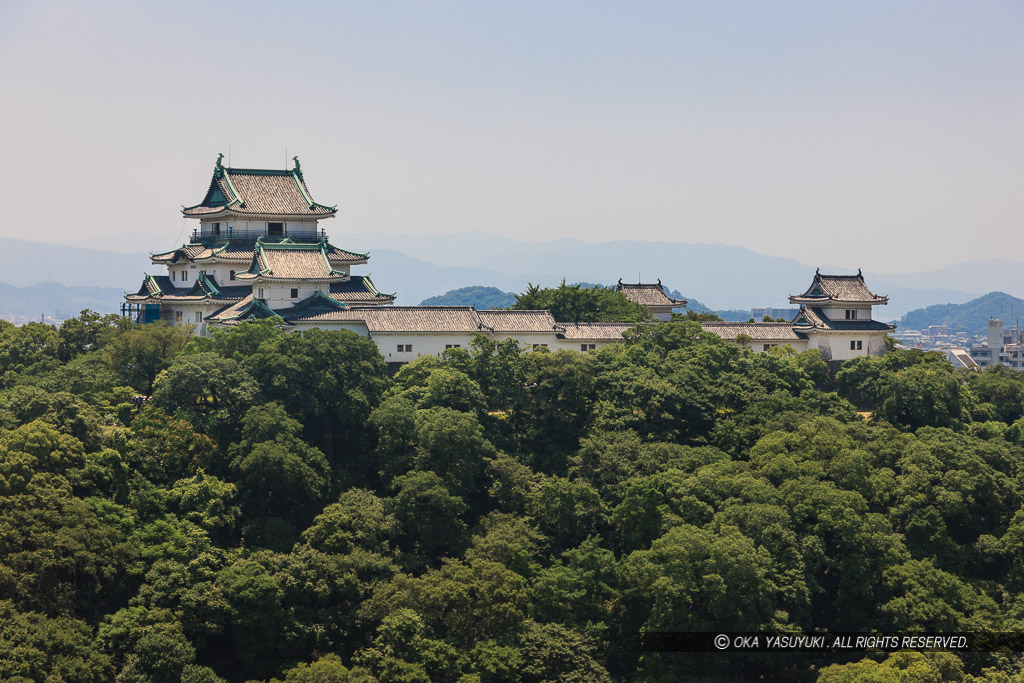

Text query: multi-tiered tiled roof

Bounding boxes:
[236,239,351,281]
[789,269,888,305]
[183,154,336,218]
[127,155,395,325]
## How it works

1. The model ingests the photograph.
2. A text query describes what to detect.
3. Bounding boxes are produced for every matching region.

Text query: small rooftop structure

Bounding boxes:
[615,279,686,321]
[947,348,979,369]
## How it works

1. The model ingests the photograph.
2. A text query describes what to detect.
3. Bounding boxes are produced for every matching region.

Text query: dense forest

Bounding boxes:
[4,310,1024,681]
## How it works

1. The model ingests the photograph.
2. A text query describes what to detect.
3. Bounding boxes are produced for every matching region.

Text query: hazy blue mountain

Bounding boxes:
[364,250,531,304]
[348,232,810,309]
[0,281,126,319]
[0,232,1002,319]
[876,288,979,322]
[897,292,1024,333]
[871,260,1024,300]
[0,237,151,289]
[420,286,517,308]
[347,231,983,314]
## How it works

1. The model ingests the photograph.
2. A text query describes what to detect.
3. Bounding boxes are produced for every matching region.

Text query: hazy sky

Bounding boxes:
[1,0,1020,273]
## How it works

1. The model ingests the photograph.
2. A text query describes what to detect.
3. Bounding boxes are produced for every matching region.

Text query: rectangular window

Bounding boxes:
[199,270,206,276]
[258,288,265,299]
[845,310,858,320]
[580,343,596,351]
[857,340,863,350]
[268,222,284,237]
[175,311,182,322]
[195,312,203,323]
[171,271,176,281]
[851,340,863,351]
[291,288,299,298]
[212,222,221,235]
[229,270,236,281]
[763,344,771,351]
[397,344,413,353]
[182,270,189,281]
[445,344,461,349]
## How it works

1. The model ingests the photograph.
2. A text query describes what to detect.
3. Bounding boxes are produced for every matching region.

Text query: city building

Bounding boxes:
[967,318,1024,370]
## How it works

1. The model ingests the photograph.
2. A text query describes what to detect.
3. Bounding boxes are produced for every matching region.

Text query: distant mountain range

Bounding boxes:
[897,292,1024,333]
[0,282,126,321]
[3,232,1023,322]
[347,232,996,317]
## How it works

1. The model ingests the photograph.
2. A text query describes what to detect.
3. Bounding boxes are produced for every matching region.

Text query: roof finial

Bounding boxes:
[857,268,862,277]
[216,152,224,169]
[815,267,820,276]
[293,156,302,178]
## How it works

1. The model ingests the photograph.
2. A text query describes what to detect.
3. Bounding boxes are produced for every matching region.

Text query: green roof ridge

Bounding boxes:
[297,290,349,311]
[293,170,316,210]
[223,297,284,322]
[198,273,221,297]
[361,274,395,298]
[326,241,369,259]
[144,274,163,297]
[220,167,244,208]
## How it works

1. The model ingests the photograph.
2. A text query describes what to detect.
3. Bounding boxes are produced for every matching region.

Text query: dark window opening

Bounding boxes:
[268,222,284,236]
[291,288,299,298]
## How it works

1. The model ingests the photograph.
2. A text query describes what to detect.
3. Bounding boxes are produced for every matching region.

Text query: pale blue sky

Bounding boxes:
[1,1,1020,272]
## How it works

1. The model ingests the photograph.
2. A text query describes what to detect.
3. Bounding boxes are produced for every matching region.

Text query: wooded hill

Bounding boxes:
[2,311,1024,681]
[898,291,1024,332]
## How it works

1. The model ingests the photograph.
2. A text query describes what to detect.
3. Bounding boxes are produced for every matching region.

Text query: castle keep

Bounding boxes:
[126,156,894,362]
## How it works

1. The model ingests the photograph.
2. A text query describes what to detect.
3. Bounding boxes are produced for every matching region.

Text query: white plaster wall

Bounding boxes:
[291,321,369,336]
[254,284,327,307]
[487,333,560,351]
[373,334,477,362]
[741,340,810,353]
[821,305,874,321]
[554,339,622,353]
[811,333,887,361]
